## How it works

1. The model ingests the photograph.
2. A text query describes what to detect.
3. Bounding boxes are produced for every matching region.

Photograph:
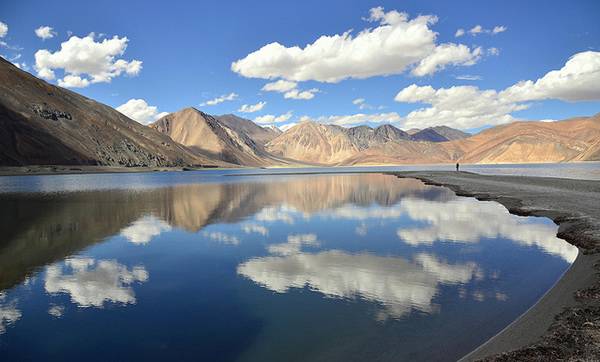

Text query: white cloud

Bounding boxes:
[410,43,483,77]
[353,98,365,104]
[45,258,149,308]
[199,92,238,106]
[394,51,600,129]
[453,75,482,81]
[116,99,169,124]
[0,21,7,38]
[58,74,90,88]
[283,88,318,100]
[232,7,484,82]
[238,101,266,113]
[455,29,465,37]
[262,80,319,100]
[262,80,298,92]
[253,111,293,125]
[34,33,142,87]
[493,26,507,34]
[35,26,57,40]
[120,216,172,244]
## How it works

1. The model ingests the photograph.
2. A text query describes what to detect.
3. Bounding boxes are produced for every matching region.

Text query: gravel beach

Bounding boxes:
[388,171,600,361]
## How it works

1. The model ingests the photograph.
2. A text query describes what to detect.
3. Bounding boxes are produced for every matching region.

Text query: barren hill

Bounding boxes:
[456,115,600,164]
[215,114,280,146]
[0,58,215,167]
[150,108,301,167]
[265,121,415,165]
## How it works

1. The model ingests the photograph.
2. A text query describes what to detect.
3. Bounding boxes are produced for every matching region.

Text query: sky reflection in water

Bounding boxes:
[0,172,577,361]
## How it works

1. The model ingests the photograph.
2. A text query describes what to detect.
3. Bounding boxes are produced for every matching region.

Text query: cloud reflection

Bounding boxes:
[397,199,578,263]
[0,293,21,334]
[238,239,482,320]
[120,215,172,245]
[45,258,149,308]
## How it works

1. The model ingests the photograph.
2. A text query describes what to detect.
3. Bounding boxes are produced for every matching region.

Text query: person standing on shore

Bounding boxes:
[456,162,460,171]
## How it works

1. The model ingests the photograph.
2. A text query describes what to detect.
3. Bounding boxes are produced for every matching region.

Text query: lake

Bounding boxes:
[0,169,579,361]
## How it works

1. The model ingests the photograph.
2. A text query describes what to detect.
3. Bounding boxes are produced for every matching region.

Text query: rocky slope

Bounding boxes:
[215,114,281,146]
[0,57,215,167]
[149,108,302,167]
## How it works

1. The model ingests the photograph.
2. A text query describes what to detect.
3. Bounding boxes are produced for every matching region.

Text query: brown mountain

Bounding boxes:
[215,114,281,146]
[0,58,215,167]
[411,126,471,142]
[265,114,600,166]
[149,107,302,167]
[265,121,359,164]
[456,114,600,164]
[265,121,414,165]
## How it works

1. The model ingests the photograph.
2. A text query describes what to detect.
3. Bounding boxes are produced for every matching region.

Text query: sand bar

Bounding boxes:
[388,171,600,360]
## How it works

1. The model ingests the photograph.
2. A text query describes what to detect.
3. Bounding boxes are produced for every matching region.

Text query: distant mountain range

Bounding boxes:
[1,57,599,168]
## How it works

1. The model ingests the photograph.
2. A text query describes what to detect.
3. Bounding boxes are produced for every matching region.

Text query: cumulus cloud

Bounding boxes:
[0,21,21,51]
[394,51,600,129]
[116,99,169,124]
[0,21,7,38]
[35,26,57,40]
[283,88,319,100]
[199,92,238,106]
[34,33,142,87]
[253,111,293,125]
[262,80,298,92]
[232,7,484,83]
[353,98,365,104]
[262,80,319,100]
[238,101,266,113]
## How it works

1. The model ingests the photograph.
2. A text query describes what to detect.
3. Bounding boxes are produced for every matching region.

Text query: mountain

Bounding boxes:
[0,58,217,168]
[265,121,357,164]
[265,114,600,166]
[265,121,414,165]
[149,107,301,167]
[456,115,600,164]
[215,114,280,146]
[411,126,471,142]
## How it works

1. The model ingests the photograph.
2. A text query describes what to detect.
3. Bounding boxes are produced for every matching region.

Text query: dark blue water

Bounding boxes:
[0,171,577,361]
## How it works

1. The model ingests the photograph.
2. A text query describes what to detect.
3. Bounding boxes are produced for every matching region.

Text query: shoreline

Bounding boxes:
[388,171,600,361]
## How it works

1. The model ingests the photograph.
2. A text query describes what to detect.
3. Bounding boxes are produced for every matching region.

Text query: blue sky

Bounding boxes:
[1,0,599,132]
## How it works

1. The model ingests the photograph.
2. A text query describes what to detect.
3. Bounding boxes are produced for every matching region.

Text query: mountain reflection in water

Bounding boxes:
[0,172,578,361]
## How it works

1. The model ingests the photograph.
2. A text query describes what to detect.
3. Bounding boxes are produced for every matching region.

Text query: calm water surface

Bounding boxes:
[0,170,577,361]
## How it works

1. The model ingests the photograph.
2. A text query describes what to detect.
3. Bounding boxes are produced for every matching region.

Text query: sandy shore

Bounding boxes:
[388,171,600,361]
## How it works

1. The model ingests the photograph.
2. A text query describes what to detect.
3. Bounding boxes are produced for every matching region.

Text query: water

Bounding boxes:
[0,170,578,361]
